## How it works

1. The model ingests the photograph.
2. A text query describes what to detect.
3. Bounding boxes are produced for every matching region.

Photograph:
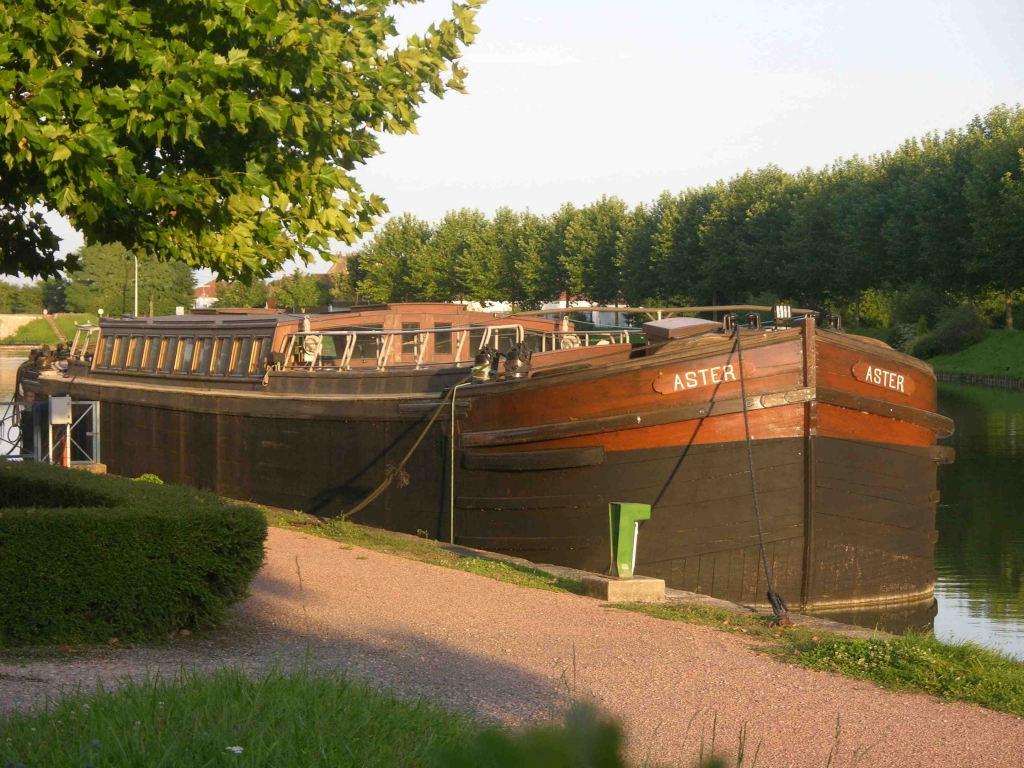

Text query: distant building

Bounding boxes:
[326,254,349,279]
[540,294,629,328]
[194,278,219,309]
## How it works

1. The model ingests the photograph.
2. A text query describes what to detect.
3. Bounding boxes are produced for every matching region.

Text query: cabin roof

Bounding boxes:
[99,313,297,331]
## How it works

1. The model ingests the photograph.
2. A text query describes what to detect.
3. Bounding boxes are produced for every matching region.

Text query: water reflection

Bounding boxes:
[0,352,28,457]
[0,351,26,401]
[934,385,1024,659]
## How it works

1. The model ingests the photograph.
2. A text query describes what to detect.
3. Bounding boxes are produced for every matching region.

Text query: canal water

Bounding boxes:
[933,384,1024,660]
[0,351,1021,657]
[0,351,27,457]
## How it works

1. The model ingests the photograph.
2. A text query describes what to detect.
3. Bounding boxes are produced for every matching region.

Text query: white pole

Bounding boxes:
[133,254,139,317]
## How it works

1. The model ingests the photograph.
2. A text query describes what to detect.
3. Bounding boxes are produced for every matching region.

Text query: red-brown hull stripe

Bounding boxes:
[460,385,952,450]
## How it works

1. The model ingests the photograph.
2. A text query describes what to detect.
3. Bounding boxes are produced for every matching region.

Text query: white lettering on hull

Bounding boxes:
[654,361,754,394]
[851,361,915,395]
[671,365,737,392]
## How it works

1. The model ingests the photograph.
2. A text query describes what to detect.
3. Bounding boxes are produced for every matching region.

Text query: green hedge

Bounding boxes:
[0,462,267,645]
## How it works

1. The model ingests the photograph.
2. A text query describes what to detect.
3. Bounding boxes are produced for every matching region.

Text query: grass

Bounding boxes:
[54,313,98,341]
[263,508,582,594]
[0,667,760,768]
[1,317,59,345]
[612,602,1024,718]
[0,313,96,346]
[928,329,1024,378]
[0,668,476,767]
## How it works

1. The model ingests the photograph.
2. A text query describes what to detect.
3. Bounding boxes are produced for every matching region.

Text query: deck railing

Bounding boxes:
[536,330,633,351]
[69,325,100,361]
[283,324,526,371]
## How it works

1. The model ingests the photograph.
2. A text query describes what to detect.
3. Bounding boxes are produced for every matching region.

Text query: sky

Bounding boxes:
[38,0,1024,283]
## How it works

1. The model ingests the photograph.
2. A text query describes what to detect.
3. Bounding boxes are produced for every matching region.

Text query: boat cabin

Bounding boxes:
[69,303,609,379]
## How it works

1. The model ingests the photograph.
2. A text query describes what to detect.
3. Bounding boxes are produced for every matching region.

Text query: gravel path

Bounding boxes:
[3,527,1022,766]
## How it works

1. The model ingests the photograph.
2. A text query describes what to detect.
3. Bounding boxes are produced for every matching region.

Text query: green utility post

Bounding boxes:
[608,502,651,578]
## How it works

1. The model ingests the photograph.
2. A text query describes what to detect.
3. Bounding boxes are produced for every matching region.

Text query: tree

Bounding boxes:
[965,107,1024,329]
[41,277,67,312]
[699,167,796,306]
[272,270,328,312]
[511,210,553,308]
[64,242,193,316]
[562,196,627,304]
[0,280,44,312]
[356,214,430,303]
[650,185,720,305]
[544,204,578,306]
[216,279,268,309]
[0,0,484,279]
[616,198,662,306]
[431,208,499,302]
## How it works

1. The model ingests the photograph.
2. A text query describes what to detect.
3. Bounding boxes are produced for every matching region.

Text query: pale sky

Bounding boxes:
[38,0,1024,283]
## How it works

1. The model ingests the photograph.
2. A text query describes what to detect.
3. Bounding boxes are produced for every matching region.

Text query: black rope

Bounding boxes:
[731,317,789,620]
[337,373,471,521]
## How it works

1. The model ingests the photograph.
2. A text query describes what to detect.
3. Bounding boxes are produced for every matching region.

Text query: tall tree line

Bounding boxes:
[347,105,1024,328]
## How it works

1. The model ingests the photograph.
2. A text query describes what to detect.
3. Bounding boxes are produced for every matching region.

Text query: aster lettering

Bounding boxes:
[653,362,752,394]
[851,361,916,395]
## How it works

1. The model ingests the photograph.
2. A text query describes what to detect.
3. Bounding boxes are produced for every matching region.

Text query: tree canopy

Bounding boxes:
[216,278,268,309]
[347,105,1024,327]
[271,269,328,311]
[0,0,483,279]
[64,242,194,316]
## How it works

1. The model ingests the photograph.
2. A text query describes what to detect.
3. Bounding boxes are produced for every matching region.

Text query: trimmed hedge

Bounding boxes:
[0,462,266,645]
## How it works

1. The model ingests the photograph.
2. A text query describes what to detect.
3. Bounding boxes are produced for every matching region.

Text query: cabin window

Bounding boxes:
[99,336,115,367]
[401,323,420,356]
[194,337,214,374]
[159,337,178,373]
[143,336,161,371]
[213,337,233,375]
[352,325,382,360]
[175,337,196,373]
[127,335,146,370]
[469,328,485,355]
[111,335,130,368]
[254,337,272,373]
[492,329,517,352]
[434,323,452,354]
[319,335,337,360]
[232,337,254,376]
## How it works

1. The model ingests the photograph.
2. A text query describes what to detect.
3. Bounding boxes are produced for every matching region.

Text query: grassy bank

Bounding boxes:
[614,602,1024,718]
[54,313,98,341]
[264,508,581,594]
[928,329,1024,378]
[265,511,1024,718]
[0,313,96,346]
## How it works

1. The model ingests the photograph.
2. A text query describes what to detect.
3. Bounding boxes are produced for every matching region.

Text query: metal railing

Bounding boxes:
[70,324,100,361]
[510,304,817,320]
[534,330,633,351]
[282,324,526,371]
[0,398,101,465]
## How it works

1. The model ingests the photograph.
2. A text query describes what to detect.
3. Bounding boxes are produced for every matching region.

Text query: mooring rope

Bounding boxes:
[732,319,790,621]
[339,374,471,522]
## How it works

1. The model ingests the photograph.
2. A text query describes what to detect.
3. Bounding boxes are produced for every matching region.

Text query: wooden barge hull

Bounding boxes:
[20,320,952,611]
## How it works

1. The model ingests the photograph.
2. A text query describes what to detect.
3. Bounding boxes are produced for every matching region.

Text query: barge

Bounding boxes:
[16,303,954,612]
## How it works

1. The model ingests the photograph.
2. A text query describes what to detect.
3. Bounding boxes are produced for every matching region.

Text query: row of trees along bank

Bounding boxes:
[339,105,1024,330]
